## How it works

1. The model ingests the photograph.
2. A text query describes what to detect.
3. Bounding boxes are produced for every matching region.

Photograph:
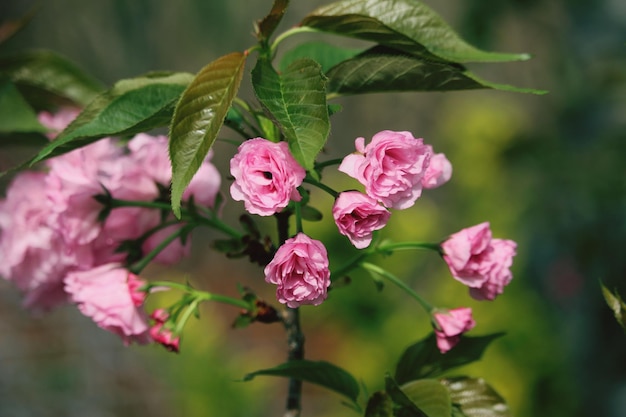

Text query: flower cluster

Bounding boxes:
[0,110,221,343]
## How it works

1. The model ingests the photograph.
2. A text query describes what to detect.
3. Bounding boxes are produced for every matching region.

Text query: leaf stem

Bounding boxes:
[270,26,321,57]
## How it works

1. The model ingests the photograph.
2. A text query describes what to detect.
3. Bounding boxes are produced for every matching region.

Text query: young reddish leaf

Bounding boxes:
[251,58,329,170]
[256,0,290,41]
[301,0,530,63]
[169,52,246,217]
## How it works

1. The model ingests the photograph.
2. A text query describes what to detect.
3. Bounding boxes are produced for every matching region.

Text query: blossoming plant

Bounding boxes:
[0,1,544,416]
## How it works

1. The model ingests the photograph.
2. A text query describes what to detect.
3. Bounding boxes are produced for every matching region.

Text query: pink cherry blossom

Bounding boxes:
[332,191,390,249]
[64,263,151,345]
[432,307,476,353]
[441,222,517,300]
[338,130,432,210]
[230,138,305,216]
[264,233,331,308]
[0,171,87,311]
[421,147,452,189]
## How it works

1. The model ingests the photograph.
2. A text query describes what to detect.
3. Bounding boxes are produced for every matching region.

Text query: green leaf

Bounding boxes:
[326,47,547,96]
[243,360,360,403]
[385,375,427,417]
[256,0,290,41]
[400,379,452,417]
[252,58,330,171]
[0,50,104,105]
[395,333,504,384]
[601,283,626,331]
[0,79,46,133]
[365,391,394,417]
[441,377,511,417]
[169,52,246,217]
[300,205,323,221]
[301,0,530,63]
[5,71,193,174]
[279,41,362,73]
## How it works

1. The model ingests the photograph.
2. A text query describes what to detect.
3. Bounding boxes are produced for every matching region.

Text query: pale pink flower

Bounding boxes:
[264,233,331,308]
[441,222,517,300]
[0,171,87,311]
[64,264,151,345]
[230,138,305,216]
[432,307,476,353]
[332,191,390,249]
[38,108,81,139]
[339,130,432,209]
[421,147,452,189]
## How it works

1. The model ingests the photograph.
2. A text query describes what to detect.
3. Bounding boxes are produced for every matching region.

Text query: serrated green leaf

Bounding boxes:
[385,375,427,417]
[0,79,46,133]
[395,333,504,384]
[400,380,452,417]
[169,52,246,217]
[3,72,193,175]
[601,283,626,331]
[326,47,547,96]
[243,360,360,403]
[252,58,329,170]
[0,50,104,105]
[302,0,530,63]
[441,377,511,417]
[279,41,362,73]
[365,391,394,417]
[257,0,290,41]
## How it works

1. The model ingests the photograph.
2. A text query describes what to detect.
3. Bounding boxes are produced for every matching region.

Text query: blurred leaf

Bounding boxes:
[243,360,360,403]
[301,205,323,221]
[0,4,39,45]
[365,391,394,417]
[3,71,193,174]
[395,333,504,384]
[169,52,246,217]
[385,375,427,417]
[0,50,104,105]
[256,0,289,41]
[441,377,511,417]
[252,58,329,170]
[301,0,530,63]
[326,47,546,96]
[0,79,46,133]
[601,283,626,331]
[400,379,452,417]
[279,41,362,73]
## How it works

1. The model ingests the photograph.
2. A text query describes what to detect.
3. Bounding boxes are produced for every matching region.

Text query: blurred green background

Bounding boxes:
[0,0,625,416]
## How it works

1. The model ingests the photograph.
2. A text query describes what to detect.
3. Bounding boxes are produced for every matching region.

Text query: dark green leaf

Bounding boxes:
[257,0,290,41]
[601,283,626,331]
[400,379,452,417]
[395,333,504,384]
[0,79,46,133]
[365,391,394,417]
[5,72,193,174]
[0,50,104,105]
[169,52,246,217]
[441,377,511,417]
[301,0,530,63]
[385,375,427,417]
[252,58,329,170]
[279,41,362,73]
[326,47,547,96]
[301,205,323,221]
[243,360,360,403]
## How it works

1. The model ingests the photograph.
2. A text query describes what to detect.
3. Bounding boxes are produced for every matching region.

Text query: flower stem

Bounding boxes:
[147,281,251,310]
[377,241,443,255]
[129,225,190,274]
[361,262,434,314]
[303,176,339,199]
[314,158,344,171]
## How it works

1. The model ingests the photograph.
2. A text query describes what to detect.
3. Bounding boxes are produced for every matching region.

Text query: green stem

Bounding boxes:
[270,26,321,57]
[303,177,339,199]
[294,201,303,234]
[174,298,200,335]
[129,226,189,274]
[377,241,443,255]
[314,158,344,171]
[361,262,433,313]
[148,281,251,310]
[331,252,370,279]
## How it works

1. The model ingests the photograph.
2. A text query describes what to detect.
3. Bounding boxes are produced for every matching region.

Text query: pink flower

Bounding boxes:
[441,222,517,300]
[0,171,87,311]
[339,130,432,209]
[264,233,331,308]
[332,191,390,249]
[230,138,305,216]
[150,324,180,353]
[127,273,148,307]
[421,147,452,189]
[38,108,81,139]
[432,307,476,353]
[64,264,151,345]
